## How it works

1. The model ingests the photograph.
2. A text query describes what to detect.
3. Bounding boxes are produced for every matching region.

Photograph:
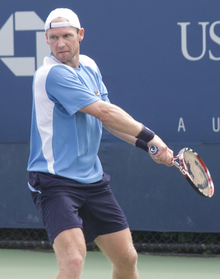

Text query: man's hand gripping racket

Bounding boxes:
[149,145,214,198]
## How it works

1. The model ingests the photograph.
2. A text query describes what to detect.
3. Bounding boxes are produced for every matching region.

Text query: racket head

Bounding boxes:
[174,148,214,198]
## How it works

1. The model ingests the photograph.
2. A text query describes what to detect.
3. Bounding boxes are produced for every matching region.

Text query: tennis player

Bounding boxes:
[27,8,173,279]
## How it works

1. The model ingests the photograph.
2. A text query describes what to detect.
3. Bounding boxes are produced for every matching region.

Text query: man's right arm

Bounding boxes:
[80,100,142,137]
[80,100,174,166]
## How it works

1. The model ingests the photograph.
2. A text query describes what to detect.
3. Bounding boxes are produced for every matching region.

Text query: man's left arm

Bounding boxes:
[103,124,136,145]
[103,124,173,167]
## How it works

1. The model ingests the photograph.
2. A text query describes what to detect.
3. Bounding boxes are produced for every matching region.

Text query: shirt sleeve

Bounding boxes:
[46,65,100,115]
[96,65,110,103]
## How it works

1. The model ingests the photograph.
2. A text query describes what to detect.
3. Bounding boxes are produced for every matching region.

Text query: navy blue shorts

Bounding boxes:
[28,172,128,244]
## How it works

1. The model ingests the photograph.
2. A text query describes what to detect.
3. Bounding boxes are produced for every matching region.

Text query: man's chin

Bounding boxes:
[57,53,70,63]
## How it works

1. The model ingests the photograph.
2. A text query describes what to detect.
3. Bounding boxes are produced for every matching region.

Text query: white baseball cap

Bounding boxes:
[45,8,81,32]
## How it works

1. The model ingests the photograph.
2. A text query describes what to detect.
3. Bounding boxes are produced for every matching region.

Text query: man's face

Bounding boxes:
[46,17,84,68]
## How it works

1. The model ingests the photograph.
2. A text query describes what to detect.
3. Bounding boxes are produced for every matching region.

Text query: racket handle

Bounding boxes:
[148,145,158,155]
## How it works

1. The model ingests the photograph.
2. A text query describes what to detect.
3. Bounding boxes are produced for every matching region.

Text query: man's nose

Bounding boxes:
[57,38,65,48]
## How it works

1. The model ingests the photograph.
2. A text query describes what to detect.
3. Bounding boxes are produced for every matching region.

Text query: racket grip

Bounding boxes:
[148,145,158,155]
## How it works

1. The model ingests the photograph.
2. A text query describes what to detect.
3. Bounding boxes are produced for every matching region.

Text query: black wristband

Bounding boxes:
[136,126,155,143]
[135,138,149,152]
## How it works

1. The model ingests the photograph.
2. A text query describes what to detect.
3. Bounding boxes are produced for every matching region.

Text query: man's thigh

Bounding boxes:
[94,228,137,265]
[53,228,86,264]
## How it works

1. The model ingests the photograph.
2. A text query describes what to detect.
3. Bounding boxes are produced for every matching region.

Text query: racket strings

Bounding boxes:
[182,151,210,196]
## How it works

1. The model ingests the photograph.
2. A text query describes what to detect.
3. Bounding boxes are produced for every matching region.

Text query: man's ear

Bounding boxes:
[45,32,49,45]
[78,28,85,43]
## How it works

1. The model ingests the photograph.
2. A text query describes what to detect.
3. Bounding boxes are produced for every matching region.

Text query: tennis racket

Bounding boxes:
[148,145,214,198]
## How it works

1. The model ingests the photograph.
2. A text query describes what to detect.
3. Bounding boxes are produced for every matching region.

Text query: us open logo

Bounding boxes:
[0,11,50,76]
[178,21,220,61]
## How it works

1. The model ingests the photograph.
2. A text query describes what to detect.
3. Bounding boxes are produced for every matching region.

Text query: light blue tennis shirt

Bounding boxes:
[27,54,109,183]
